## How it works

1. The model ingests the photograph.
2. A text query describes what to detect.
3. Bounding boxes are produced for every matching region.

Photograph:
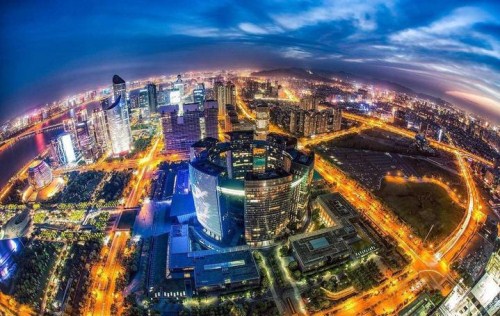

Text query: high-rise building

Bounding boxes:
[193,83,205,104]
[188,133,313,248]
[173,74,184,113]
[300,95,318,111]
[255,104,270,141]
[146,83,158,113]
[224,105,239,133]
[332,108,342,131]
[189,161,228,241]
[138,88,150,119]
[51,132,77,166]
[160,100,218,157]
[108,75,132,155]
[75,120,95,162]
[215,81,236,117]
[202,100,218,139]
[244,170,293,247]
[270,105,342,137]
[102,95,132,155]
[112,74,127,103]
[157,86,170,106]
[89,106,110,156]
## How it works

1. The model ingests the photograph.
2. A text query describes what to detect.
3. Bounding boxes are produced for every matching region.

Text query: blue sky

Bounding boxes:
[1,0,499,122]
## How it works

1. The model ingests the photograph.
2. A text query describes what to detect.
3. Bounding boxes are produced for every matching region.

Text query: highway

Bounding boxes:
[84,128,163,316]
[342,112,494,167]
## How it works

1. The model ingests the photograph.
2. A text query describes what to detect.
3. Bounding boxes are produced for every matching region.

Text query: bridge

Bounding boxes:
[0,123,64,151]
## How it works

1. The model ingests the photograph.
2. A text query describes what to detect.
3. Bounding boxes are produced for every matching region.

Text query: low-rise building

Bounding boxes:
[289,227,352,273]
[167,225,260,292]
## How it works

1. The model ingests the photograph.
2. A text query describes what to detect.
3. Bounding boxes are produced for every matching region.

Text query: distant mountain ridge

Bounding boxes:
[251,67,450,106]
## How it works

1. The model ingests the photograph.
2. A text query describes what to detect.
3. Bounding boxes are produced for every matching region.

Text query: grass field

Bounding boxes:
[376,180,465,243]
[326,128,432,156]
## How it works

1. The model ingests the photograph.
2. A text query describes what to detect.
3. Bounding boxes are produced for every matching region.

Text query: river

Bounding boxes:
[0,101,100,189]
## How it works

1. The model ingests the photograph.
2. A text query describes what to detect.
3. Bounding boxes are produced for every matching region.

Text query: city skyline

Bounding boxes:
[0,2,499,316]
[1,0,499,123]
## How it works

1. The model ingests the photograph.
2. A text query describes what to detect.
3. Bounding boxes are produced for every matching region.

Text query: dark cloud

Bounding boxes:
[0,0,499,122]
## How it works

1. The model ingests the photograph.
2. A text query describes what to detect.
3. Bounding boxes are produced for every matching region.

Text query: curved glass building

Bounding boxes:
[28,160,53,190]
[189,132,314,248]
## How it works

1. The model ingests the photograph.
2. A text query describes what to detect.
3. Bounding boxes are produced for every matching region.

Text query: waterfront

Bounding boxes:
[0,128,63,188]
[0,101,100,188]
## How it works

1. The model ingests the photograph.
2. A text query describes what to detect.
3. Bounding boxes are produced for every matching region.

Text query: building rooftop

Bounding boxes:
[192,248,260,289]
[170,192,195,218]
[287,148,314,166]
[289,227,352,267]
[190,159,225,177]
[316,193,359,220]
[112,74,125,85]
[169,225,190,255]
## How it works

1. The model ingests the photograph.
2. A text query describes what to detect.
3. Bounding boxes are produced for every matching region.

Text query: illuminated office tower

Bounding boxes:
[193,83,205,105]
[103,95,132,155]
[215,81,236,117]
[75,120,95,162]
[157,86,170,106]
[244,171,293,247]
[52,132,77,166]
[160,100,218,157]
[90,106,110,155]
[169,89,181,105]
[189,133,313,248]
[109,75,132,154]
[138,88,150,119]
[202,100,218,139]
[173,74,184,114]
[112,74,127,102]
[226,131,254,180]
[214,81,223,116]
[255,104,269,141]
[287,150,314,228]
[189,161,228,241]
[146,83,157,113]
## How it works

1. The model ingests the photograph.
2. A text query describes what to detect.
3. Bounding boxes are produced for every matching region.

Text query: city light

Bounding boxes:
[0,4,499,314]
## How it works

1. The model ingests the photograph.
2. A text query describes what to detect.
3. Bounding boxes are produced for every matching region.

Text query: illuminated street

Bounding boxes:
[1,6,499,313]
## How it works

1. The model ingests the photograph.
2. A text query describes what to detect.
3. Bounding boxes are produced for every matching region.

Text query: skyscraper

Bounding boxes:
[255,104,270,141]
[75,120,95,162]
[160,100,218,157]
[215,81,236,117]
[193,83,205,105]
[244,170,293,247]
[189,133,313,248]
[106,75,132,155]
[89,105,110,156]
[51,132,77,166]
[103,95,132,155]
[138,88,150,119]
[112,74,127,103]
[146,83,158,113]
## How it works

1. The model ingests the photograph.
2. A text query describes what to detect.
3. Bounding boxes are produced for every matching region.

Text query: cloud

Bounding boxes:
[238,22,283,35]
[281,47,312,59]
[1,0,500,122]
[271,0,393,31]
[389,6,500,59]
[447,91,500,116]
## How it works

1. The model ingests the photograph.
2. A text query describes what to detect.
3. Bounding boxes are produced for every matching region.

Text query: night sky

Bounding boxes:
[1,0,499,123]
